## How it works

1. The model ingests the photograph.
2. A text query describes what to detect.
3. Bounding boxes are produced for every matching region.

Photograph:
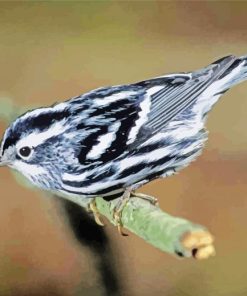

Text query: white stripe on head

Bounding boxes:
[20,102,67,122]
[16,120,67,150]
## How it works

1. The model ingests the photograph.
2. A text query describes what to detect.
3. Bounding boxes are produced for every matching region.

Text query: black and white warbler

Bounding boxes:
[0,55,247,229]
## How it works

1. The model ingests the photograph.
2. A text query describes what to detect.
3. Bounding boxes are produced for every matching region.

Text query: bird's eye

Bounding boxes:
[19,146,32,158]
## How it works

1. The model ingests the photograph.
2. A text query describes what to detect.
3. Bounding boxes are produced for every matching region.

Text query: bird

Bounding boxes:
[0,54,247,233]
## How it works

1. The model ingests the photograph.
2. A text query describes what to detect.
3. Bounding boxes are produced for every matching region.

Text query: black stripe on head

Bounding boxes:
[1,109,70,154]
[26,109,70,131]
[2,133,20,153]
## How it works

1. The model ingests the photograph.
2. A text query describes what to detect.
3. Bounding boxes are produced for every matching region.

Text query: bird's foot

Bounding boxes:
[88,199,105,226]
[133,192,159,206]
[113,210,129,236]
[113,190,158,235]
[113,188,132,236]
[181,230,215,260]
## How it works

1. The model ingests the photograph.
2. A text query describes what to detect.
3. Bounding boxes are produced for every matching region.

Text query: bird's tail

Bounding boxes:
[194,55,247,116]
[217,55,247,92]
[236,55,247,84]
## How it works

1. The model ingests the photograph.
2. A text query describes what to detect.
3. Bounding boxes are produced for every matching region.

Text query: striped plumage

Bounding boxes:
[1,55,247,205]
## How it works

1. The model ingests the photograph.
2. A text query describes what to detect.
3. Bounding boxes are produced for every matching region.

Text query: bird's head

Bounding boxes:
[0,105,76,191]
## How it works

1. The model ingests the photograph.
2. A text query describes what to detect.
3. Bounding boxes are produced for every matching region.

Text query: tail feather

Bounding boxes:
[238,54,247,80]
[240,55,247,61]
[219,55,247,90]
[193,54,247,116]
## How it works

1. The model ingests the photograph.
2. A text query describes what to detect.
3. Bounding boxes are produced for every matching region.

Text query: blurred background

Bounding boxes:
[0,1,247,295]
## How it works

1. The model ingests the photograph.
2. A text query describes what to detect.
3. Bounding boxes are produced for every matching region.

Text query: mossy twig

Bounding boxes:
[95,196,215,260]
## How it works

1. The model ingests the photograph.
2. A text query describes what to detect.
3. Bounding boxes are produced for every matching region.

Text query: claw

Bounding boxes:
[133,192,159,206]
[88,199,105,226]
[112,188,132,236]
[112,190,159,235]
[113,210,128,236]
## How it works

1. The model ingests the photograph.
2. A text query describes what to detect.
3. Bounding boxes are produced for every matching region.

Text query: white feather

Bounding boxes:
[193,60,246,115]
[87,122,121,159]
[16,120,67,149]
[12,160,46,177]
[94,91,137,106]
[118,146,172,171]
[127,94,152,144]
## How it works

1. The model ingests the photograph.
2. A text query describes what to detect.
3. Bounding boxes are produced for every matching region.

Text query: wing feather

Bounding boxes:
[145,55,236,133]
[73,55,237,165]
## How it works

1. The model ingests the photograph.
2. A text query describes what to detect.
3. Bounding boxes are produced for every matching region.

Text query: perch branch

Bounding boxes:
[95,196,215,260]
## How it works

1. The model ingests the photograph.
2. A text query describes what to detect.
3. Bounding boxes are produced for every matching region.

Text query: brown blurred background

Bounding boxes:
[0,1,247,295]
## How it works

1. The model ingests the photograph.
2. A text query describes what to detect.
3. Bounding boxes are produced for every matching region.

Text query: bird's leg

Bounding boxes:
[113,189,159,236]
[113,188,132,236]
[132,192,159,206]
[88,198,105,226]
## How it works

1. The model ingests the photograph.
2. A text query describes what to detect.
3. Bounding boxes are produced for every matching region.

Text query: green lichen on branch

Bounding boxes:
[95,196,215,259]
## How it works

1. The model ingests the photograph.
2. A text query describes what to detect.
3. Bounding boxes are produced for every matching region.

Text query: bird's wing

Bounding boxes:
[137,55,236,134]
[73,55,236,165]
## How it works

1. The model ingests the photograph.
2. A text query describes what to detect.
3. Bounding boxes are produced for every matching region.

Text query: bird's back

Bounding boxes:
[61,55,247,200]
[2,55,247,201]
